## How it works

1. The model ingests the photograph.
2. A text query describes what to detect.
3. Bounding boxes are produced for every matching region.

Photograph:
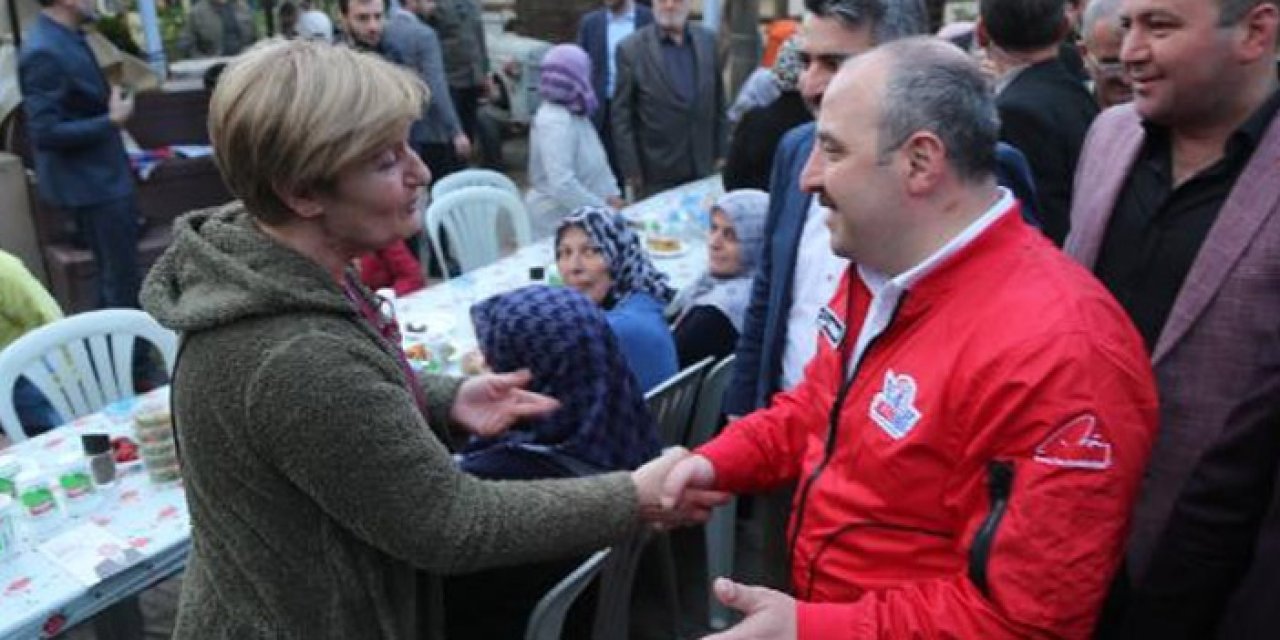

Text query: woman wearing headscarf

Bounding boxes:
[670,190,768,368]
[525,44,623,238]
[722,37,812,191]
[459,285,661,480]
[555,206,678,391]
[445,286,663,639]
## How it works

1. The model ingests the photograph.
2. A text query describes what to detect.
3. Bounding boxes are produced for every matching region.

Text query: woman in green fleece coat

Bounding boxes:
[140,39,719,639]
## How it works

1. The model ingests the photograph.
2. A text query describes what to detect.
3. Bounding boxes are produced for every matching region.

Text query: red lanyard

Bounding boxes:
[341,273,431,420]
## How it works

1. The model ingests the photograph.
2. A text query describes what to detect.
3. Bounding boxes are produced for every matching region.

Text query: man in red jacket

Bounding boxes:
[663,37,1159,639]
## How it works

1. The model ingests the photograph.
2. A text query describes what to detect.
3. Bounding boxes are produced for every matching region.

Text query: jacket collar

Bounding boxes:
[1067,101,1280,364]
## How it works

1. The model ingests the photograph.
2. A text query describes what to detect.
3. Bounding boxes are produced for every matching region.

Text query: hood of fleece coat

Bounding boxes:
[141,203,353,334]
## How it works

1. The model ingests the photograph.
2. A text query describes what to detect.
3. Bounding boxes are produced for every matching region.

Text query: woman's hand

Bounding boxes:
[450,369,559,437]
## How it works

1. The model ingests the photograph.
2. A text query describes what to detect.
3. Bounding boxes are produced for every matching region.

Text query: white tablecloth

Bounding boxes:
[396,176,722,364]
[0,388,188,639]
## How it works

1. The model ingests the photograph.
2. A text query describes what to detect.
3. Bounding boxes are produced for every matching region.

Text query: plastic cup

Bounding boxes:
[0,494,18,561]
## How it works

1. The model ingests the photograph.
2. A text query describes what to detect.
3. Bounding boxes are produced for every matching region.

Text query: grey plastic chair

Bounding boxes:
[525,549,611,640]
[0,309,177,442]
[645,357,713,447]
[685,355,739,629]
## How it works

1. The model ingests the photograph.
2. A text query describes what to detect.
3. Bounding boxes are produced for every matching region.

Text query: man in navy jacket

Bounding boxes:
[20,0,140,309]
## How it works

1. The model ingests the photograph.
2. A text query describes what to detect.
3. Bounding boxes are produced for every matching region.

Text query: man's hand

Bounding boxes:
[704,578,797,640]
[449,369,559,437]
[660,452,716,510]
[108,86,134,127]
[633,448,729,528]
[452,133,472,161]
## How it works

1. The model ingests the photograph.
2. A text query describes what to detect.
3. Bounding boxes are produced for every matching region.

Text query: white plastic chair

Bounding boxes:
[430,168,521,200]
[0,309,178,442]
[424,185,533,279]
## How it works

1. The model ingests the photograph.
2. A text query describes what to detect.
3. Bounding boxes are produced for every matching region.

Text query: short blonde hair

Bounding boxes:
[208,38,427,224]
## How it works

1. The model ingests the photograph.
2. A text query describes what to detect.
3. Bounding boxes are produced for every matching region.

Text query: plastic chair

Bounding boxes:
[424,185,533,279]
[685,355,739,629]
[592,528,663,640]
[686,355,737,449]
[525,549,611,640]
[430,168,521,200]
[0,309,178,442]
[645,357,713,447]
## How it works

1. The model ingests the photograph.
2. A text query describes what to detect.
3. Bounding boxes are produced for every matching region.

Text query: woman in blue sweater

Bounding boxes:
[554,206,678,391]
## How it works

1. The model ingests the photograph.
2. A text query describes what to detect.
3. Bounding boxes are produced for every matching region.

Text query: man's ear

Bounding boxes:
[901,132,946,195]
[274,181,326,220]
[1235,1,1280,64]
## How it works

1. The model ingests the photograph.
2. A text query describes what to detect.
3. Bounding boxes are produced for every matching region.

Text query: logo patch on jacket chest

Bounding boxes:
[869,370,921,439]
[817,305,846,348]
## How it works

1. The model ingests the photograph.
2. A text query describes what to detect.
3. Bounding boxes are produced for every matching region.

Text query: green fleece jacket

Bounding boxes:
[141,204,637,639]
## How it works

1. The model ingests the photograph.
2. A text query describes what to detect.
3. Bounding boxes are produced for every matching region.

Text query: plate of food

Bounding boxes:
[644,234,689,258]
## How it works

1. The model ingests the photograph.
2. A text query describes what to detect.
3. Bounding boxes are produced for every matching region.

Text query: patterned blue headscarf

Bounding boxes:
[460,285,661,477]
[556,205,676,305]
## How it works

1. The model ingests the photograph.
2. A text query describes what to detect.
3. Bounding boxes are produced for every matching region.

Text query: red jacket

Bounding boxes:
[358,242,425,296]
[699,207,1158,638]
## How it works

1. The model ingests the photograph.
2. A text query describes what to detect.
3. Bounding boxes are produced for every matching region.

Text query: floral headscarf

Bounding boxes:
[555,206,676,305]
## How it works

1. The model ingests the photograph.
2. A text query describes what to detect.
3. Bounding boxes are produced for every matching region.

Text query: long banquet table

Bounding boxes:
[0,387,187,639]
[394,176,721,367]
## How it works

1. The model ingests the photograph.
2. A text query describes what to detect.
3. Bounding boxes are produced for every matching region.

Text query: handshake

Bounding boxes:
[630,447,727,529]
[630,448,800,640]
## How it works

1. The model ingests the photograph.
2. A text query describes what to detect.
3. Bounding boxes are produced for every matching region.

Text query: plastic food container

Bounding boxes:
[15,469,60,526]
[0,455,20,498]
[133,409,181,485]
[56,453,97,515]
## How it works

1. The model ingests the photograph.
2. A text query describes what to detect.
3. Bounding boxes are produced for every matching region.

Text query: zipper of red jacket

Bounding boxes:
[786,274,908,586]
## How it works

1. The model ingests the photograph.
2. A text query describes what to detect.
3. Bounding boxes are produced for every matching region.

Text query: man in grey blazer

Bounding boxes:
[611,0,725,198]
[1064,0,1280,635]
[392,0,470,178]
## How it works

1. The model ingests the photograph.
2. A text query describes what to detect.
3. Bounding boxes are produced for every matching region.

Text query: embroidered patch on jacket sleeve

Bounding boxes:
[1033,414,1113,470]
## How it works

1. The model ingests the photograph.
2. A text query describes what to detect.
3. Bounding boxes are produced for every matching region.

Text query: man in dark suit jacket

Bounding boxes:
[611,0,724,198]
[1065,0,1280,635]
[19,0,140,309]
[577,0,653,184]
[977,0,1098,246]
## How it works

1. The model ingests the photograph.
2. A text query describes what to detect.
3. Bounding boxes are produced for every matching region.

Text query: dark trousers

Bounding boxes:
[450,85,483,148]
[12,377,62,437]
[68,195,141,309]
[597,99,625,193]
